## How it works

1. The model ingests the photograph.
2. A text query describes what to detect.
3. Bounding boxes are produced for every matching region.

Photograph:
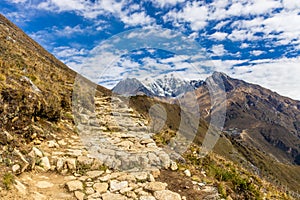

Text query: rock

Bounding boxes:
[140,139,154,145]
[58,139,67,146]
[144,182,167,192]
[148,153,161,165]
[198,182,206,187]
[47,140,59,148]
[184,169,191,177]
[14,180,27,195]
[91,159,104,170]
[170,161,178,171]
[64,176,77,181]
[74,191,85,200]
[85,187,95,195]
[137,190,151,197]
[140,196,156,200]
[86,170,104,179]
[117,141,134,149]
[154,190,181,200]
[66,180,83,192]
[93,182,108,194]
[99,174,112,182]
[159,153,171,169]
[56,158,64,172]
[151,169,161,178]
[32,192,46,200]
[5,131,13,142]
[40,157,51,171]
[32,147,43,158]
[66,158,76,170]
[110,180,128,192]
[202,186,218,193]
[87,192,101,199]
[35,181,54,189]
[77,156,93,166]
[117,174,136,182]
[120,186,133,194]
[85,182,94,187]
[78,176,88,182]
[132,172,148,182]
[204,194,219,199]
[148,174,155,182]
[67,149,82,157]
[12,164,21,173]
[102,193,127,200]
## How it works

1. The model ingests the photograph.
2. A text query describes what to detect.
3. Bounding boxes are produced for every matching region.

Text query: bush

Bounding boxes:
[2,172,14,190]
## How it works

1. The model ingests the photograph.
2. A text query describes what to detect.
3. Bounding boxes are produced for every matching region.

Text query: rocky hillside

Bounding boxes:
[0,13,296,200]
[194,72,300,165]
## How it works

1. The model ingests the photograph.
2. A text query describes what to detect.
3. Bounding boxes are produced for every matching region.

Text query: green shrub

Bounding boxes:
[2,172,14,190]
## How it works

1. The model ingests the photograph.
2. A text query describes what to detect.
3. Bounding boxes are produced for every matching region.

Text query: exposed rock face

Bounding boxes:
[112,78,154,97]
[196,72,300,165]
[112,74,205,98]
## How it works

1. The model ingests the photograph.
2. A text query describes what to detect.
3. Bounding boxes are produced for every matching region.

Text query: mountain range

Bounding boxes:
[112,74,204,98]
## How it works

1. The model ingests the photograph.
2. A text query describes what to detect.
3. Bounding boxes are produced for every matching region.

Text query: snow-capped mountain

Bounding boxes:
[112,74,204,97]
[112,78,154,96]
[142,74,204,97]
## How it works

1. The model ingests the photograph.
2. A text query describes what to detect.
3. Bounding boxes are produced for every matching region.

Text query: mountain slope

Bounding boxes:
[112,74,204,98]
[112,77,154,96]
[196,72,300,165]
[143,74,204,97]
[130,72,300,195]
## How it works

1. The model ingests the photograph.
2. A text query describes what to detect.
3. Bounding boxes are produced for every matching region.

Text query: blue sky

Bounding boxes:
[1,0,300,99]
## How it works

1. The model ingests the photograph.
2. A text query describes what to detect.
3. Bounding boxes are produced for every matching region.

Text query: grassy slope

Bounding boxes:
[129,95,298,199]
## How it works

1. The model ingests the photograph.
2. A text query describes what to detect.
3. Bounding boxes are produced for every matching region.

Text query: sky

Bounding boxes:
[1,0,300,100]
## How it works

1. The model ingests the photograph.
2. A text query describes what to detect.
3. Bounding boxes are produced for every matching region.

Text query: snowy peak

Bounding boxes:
[143,74,203,97]
[112,74,204,98]
[112,78,153,96]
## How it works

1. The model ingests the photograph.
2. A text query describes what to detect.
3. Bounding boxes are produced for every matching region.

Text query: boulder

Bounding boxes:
[66,180,83,192]
[154,190,181,200]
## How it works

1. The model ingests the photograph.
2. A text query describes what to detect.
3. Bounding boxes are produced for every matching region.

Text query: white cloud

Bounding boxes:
[29,24,95,49]
[164,1,208,31]
[36,0,154,27]
[232,57,300,100]
[211,44,227,56]
[209,32,228,40]
[228,29,260,41]
[9,0,27,3]
[151,0,185,8]
[282,0,300,10]
[160,55,189,63]
[250,50,264,56]
[213,20,230,30]
[54,25,85,37]
[53,46,87,58]
[227,9,300,45]
[240,43,249,48]
[120,12,155,27]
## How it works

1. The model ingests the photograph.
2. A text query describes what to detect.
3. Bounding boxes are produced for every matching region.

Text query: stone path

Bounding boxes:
[76,96,173,172]
[7,95,220,200]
